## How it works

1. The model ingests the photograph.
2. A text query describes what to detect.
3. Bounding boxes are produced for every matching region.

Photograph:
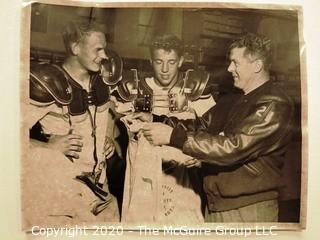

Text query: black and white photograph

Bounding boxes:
[17,0,308,236]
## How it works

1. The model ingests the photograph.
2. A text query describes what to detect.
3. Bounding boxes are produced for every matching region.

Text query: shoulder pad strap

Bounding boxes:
[30,62,72,106]
[184,69,210,101]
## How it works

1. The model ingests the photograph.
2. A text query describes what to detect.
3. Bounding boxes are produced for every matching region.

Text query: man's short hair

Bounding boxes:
[228,32,272,70]
[150,34,184,58]
[62,21,104,55]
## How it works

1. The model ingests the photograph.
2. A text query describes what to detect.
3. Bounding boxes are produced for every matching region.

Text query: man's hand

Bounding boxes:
[110,95,134,115]
[47,134,83,159]
[183,158,202,168]
[130,112,153,123]
[142,123,173,146]
[103,136,116,159]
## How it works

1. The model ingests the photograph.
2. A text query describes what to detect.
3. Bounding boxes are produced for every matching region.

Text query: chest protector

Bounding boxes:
[117,69,210,112]
[63,70,110,116]
[30,61,111,116]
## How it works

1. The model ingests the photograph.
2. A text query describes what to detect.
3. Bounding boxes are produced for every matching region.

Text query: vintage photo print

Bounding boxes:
[20,0,306,236]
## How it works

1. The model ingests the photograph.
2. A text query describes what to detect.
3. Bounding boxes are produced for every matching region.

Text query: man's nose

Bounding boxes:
[99,50,107,60]
[227,62,234,72]
[161,63,169,73]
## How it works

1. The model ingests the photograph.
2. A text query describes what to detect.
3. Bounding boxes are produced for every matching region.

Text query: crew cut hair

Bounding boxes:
[150,34,184,58]
[228,32,272,70]
[62,21,104,56]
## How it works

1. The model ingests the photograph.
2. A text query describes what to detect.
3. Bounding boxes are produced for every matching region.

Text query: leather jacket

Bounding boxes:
[154,81,295,211]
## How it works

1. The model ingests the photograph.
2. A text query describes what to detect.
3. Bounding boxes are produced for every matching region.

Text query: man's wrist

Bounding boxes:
[169,125,187,149]
[152,114,165,122]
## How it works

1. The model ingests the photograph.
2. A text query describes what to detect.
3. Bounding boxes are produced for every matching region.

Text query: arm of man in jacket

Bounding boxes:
[138,96,294,167]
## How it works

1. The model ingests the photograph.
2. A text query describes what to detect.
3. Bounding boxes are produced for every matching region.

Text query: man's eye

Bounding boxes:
[169,60,177,65]
[233,61,239,67]
[155,60,162,64]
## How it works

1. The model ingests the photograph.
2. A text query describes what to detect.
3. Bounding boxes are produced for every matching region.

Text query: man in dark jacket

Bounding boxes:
[130,32,294,222]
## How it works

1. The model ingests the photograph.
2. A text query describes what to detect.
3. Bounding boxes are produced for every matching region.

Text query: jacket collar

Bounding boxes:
[243,80,272,99]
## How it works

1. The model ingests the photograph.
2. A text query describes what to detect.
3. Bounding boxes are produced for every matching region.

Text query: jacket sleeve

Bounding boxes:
[154,92,241,150]
[168,97,294,166]
[153,103,217,148]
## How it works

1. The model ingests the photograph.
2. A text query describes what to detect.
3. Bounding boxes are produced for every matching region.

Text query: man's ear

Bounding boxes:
[254,59,263,73]
[149,59,153,65]
[178,56,184,68]
[70,42,79,56]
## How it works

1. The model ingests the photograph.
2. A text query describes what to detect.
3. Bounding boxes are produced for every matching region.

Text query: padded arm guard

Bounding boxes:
[184,69,210,101]
[116,69,139,102]
[100,48,123,86]
[30,62,72,106]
